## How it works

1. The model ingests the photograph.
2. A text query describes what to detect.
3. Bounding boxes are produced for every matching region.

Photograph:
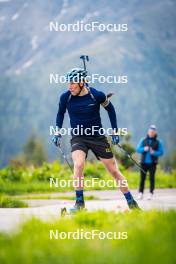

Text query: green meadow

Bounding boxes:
[0,210,175,264]
[0,161,175,196]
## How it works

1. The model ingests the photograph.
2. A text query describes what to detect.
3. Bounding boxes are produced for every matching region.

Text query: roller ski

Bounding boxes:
[61,199,86,216]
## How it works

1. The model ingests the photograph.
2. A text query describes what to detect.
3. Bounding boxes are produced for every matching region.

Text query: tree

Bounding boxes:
[161,150,176,172]
[23,134,47,166]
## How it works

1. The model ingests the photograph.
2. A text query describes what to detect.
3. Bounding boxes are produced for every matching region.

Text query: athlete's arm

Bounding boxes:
[97,91,118,132]
[104,102,118,131]
[53,93,68,147]
[56,93,68,129]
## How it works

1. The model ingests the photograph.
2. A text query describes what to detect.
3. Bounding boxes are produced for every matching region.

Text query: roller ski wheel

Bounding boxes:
[61,207,67,216]
[61,204,87,216]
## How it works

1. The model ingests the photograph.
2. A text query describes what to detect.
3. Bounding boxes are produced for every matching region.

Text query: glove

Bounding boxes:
[111,135,120,145]
[52,134,61,147]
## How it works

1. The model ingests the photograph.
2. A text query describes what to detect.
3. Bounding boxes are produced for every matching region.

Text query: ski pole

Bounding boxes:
[80,55,89,88]
[58,145,73,174]
[117,143,146,174]
[80,55,89,71]
[80,55,113,99]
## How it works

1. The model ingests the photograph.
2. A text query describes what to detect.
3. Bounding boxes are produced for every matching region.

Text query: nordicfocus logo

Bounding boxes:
[49,126,128,137]
[50,178,128,189]
[50,229,128,240]
[49,73,128,84]
[49,21,128,32]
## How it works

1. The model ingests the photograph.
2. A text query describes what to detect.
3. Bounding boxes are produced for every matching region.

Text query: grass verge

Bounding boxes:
[0,195,28,208]
[0,161,175,195]
[0,210,175,263]
[14,195,97,200]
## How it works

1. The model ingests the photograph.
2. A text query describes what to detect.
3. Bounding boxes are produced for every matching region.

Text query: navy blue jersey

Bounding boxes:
[56,87,118,136]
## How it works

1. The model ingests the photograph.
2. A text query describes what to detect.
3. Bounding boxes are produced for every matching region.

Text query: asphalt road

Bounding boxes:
[0,189,176,232]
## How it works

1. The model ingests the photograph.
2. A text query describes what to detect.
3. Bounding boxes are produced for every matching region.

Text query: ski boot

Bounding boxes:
[69,199,85,214]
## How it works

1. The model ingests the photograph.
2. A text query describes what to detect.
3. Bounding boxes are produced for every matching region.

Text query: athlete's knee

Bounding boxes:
[106,163,118,177]
[109,167,118,177]
[110,161,120,176]
[74,161,84,172]
[113,167,124,180]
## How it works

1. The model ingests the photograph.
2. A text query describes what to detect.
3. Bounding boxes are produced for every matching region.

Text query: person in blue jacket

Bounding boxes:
[52,68,140,211]
[136,125,164,200]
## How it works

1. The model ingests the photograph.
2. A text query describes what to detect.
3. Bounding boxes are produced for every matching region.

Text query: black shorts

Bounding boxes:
[70,136,113,160]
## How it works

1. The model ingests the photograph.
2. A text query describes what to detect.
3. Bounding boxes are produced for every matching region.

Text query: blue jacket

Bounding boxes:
[136,136,164,164]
